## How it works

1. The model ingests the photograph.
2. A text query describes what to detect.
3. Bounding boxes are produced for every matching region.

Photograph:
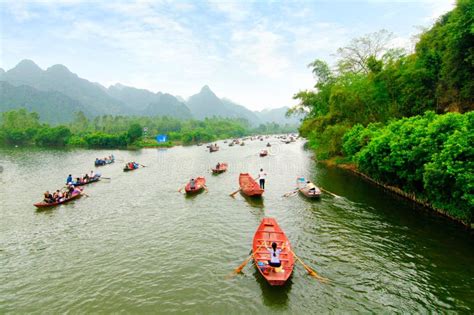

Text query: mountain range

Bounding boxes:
[0,60,300,126]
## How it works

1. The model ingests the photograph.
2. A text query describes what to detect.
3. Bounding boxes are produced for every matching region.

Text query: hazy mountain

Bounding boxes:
[0,81,92,124]
[220,98,260,125]
[0,60,130,115]
[144,92,192,119]
[107,83,192,119]
[255,107,301,125]
[187,86,261,125]
[0,60,301,126]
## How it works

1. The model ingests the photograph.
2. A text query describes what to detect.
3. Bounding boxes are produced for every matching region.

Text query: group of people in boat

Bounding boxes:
[95,154,115,166]
[66,171,100,185]
[125,162,139,170]
[43,184,81,204]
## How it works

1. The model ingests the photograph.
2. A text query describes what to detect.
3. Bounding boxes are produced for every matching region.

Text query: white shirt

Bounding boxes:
[258,171,266,180]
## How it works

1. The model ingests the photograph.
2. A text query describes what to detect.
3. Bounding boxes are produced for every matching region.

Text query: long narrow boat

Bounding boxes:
[239,173,264,197]
[95,158,115,167]
[296,177,321,199]
[252,217,294,286]
[74,176,101,186]
[185,176,206,194]
[34,187,84,208]
[212,163,228,174]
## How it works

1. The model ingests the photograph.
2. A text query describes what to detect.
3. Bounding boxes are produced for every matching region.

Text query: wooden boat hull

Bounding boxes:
[34,188,83,208]
[239,173,264,197]
[185,177,206,194]
[260,150,268,157]
[252,217,294,286]
[297,178,321,199]
[123,167,138,172]
[74,177,100,186]
[95,159,114,166]
[212,163,228,174]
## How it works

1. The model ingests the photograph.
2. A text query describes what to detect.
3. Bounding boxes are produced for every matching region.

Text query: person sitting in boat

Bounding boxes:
[190,178,196,189]
[43,191,54,203]
[75,177,82,185]
[90,170,95,179]
[66,174,73,185]
[306,181,316,191]
[266,241,285,270]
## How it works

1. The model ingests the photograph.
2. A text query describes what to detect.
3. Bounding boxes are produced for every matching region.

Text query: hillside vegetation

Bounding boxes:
[292,0,473,224]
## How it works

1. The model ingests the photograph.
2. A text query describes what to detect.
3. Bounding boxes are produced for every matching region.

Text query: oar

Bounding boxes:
[282,189,298,197]
[138,163,147,168]
[100,177,112,180]
[203,185,209,193]
[80,192,90,197]
[320,187,341,198]
[227,242,266,278]
[229,188,241,197]
[290,249,328,282]
[178,185,186,193]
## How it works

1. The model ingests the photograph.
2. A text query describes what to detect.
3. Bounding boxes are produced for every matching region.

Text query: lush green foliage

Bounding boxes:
[343,112,473,223]
[0,109,295,148]
[291,1,473,223]
[294,1,473,159]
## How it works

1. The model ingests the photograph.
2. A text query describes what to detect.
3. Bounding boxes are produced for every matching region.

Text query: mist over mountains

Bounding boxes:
[0,60,300,126]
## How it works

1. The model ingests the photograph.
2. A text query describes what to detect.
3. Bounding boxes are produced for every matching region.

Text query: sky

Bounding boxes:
[0,0,455,110]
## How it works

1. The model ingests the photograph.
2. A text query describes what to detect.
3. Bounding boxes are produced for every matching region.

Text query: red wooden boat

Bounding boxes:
[259,150,268,157]
[34,187,84,208]
[185,176,206,194]
[239,173,264,197]
[212,163,228,174]
[252,217,294,286]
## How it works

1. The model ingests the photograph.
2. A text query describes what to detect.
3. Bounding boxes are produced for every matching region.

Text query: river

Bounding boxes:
[1,138,473,313]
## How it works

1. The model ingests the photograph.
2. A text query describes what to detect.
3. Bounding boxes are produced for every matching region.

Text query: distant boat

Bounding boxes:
[260,150,268,157]
[185,177,206,195]
[212,163,228,174]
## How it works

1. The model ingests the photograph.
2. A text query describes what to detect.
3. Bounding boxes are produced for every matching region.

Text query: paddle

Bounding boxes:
[282,189,298,197]
[138,163,147,168]
[320,187,341,198]
[178,185,186,193]
[203,185,209,193]
[100,177,112,180]
[229,189,241,197]
[227,242,266,278]
[80,192,90,197]
[290,249,328,282]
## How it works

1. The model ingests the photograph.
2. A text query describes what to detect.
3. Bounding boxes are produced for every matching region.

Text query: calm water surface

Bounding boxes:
[1,139,473,313]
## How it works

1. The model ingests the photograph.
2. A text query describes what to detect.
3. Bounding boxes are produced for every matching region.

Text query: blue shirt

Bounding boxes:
[66,175,72,184]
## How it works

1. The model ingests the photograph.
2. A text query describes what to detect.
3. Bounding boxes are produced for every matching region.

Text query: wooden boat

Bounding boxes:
[239,173,264,197]
[260,150,268,157]
[296,177,321,199]
[123,163,139,172]
[240,142,245,146]
[185,176,206,194]
[252,217,294,286]
[229,142,234,147]
[266,143,271,147]
[74,176,100,186]
[209,145,219,152]
[212,163,228,174]
[34,187,84,208]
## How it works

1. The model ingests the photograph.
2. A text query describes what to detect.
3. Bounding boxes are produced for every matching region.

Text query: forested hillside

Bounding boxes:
[292,0,473,224]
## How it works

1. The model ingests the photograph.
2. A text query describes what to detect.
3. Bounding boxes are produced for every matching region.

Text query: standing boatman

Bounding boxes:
[257,168,267,189]
[66,174,73,185]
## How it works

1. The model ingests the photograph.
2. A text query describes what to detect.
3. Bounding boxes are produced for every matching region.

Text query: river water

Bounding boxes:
[1,139,473,313]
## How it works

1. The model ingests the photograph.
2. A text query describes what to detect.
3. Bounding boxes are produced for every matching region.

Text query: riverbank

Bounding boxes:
[319,157,473,229]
